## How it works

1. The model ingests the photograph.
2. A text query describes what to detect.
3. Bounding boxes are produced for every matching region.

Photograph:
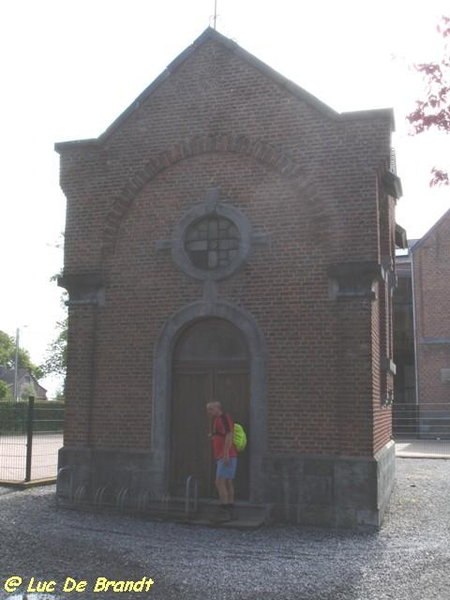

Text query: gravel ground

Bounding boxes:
[0,458,449,600]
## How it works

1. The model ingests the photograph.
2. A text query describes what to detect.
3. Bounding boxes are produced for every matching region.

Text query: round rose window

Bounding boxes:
[171,200,251,281]
[184,216,240,270]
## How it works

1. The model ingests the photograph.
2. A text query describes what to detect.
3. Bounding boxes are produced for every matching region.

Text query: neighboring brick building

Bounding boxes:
[393,242,417,437]
[410,210,450,438]
[56,28,401,527]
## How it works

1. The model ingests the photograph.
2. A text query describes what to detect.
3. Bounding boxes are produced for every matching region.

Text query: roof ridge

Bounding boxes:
[55,27,394,151]
[412,207,450,251]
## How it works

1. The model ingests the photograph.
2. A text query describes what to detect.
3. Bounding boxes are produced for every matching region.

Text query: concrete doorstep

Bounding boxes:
[55,489,268,530]
[185,502,268,529]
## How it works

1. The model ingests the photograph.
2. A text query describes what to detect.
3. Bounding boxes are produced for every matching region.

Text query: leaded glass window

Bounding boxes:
[184,216,240,270]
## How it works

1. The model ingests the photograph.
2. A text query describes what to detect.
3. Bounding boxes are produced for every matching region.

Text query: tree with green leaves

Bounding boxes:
[40,317,67,378]
[0,380,12,401]
[39,240,68,388]
[0,330,43,379]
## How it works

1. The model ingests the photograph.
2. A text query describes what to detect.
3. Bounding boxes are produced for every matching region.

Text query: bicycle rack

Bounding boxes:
[115,487,129,511]
[74,483,88,504]
[94,485,109,508]
[185,475,198,517]
[56,466,73,506]
[160,492,171,511]
[137,490,151,512]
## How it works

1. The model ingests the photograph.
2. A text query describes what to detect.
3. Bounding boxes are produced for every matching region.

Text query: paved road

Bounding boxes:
[395,439,450,458]
[0,436,448,483]
[0,433,62,482]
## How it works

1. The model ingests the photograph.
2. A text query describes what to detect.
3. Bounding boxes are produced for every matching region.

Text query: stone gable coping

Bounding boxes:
[55,28,394,153]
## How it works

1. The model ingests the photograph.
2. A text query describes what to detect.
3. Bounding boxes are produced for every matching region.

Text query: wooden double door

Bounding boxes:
[170,319,250,499]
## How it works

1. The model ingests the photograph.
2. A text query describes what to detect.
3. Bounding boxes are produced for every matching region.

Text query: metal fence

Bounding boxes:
[393,401,450,455]
[0,396,64,483]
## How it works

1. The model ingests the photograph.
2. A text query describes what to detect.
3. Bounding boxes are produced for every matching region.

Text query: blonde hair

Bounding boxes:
[206,401,221,410]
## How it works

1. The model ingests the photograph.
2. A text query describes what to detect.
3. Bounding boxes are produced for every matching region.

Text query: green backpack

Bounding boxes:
[233,422,247,452]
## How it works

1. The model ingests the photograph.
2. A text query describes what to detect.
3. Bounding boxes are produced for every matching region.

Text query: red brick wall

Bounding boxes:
[413,213,450,409]
[373,179,396,453]
[58,32,394,457]
[63,305,96,446]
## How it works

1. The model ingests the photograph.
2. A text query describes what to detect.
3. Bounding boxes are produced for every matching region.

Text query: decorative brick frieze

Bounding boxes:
[101,134,305,257]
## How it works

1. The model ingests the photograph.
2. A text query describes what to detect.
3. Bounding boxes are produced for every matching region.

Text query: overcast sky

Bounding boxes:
[1,0,449,395]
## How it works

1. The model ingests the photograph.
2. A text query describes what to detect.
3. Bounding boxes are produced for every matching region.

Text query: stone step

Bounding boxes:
[189,503,268,529]
[56,490,269,529]
[144,499,268,529]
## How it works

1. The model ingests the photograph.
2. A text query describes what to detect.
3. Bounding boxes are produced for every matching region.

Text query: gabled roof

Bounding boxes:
[0,367,47,394]
[411,207,450,252]
[56,27,394,151]
[0,367,19,385]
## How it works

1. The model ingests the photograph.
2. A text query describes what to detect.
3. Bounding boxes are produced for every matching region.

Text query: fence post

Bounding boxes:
[25,396,35,482]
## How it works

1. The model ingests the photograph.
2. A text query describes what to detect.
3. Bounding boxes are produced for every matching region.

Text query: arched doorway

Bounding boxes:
[170,318,250,499]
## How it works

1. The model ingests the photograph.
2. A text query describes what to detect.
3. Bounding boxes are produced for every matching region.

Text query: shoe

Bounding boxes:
[227,506,236,521]
[210,507,232,524]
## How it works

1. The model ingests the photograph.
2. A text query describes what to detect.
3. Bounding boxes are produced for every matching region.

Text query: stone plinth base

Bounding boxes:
[58,441,395,529]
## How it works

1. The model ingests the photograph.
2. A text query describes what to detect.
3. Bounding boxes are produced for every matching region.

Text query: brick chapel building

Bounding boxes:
[56,28,402,528]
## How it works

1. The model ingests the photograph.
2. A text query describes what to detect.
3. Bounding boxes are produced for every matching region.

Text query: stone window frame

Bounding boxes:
[171,202,252,281]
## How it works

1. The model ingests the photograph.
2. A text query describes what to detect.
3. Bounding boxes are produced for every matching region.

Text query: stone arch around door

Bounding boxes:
[171,317,250,499]
[152,300,267,503]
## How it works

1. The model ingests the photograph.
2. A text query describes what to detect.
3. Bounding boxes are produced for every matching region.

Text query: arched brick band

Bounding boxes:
[102,134,305,257]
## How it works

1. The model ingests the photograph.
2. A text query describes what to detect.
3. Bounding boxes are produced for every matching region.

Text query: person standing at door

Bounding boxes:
[206,401,238,522]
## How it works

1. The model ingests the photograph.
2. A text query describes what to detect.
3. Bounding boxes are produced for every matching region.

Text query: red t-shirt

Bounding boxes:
[211,413,238,460]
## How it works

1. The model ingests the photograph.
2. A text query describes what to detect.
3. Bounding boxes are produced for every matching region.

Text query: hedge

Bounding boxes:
[0,400,65,434]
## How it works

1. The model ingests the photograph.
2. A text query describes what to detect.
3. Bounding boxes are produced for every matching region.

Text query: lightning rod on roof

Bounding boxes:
[213,0,218,29]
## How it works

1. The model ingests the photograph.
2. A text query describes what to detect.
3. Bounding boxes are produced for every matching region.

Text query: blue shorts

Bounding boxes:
[216,457,237,480]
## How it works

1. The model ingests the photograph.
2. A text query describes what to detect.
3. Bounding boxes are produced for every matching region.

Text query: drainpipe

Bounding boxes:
[410,247,420,407]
